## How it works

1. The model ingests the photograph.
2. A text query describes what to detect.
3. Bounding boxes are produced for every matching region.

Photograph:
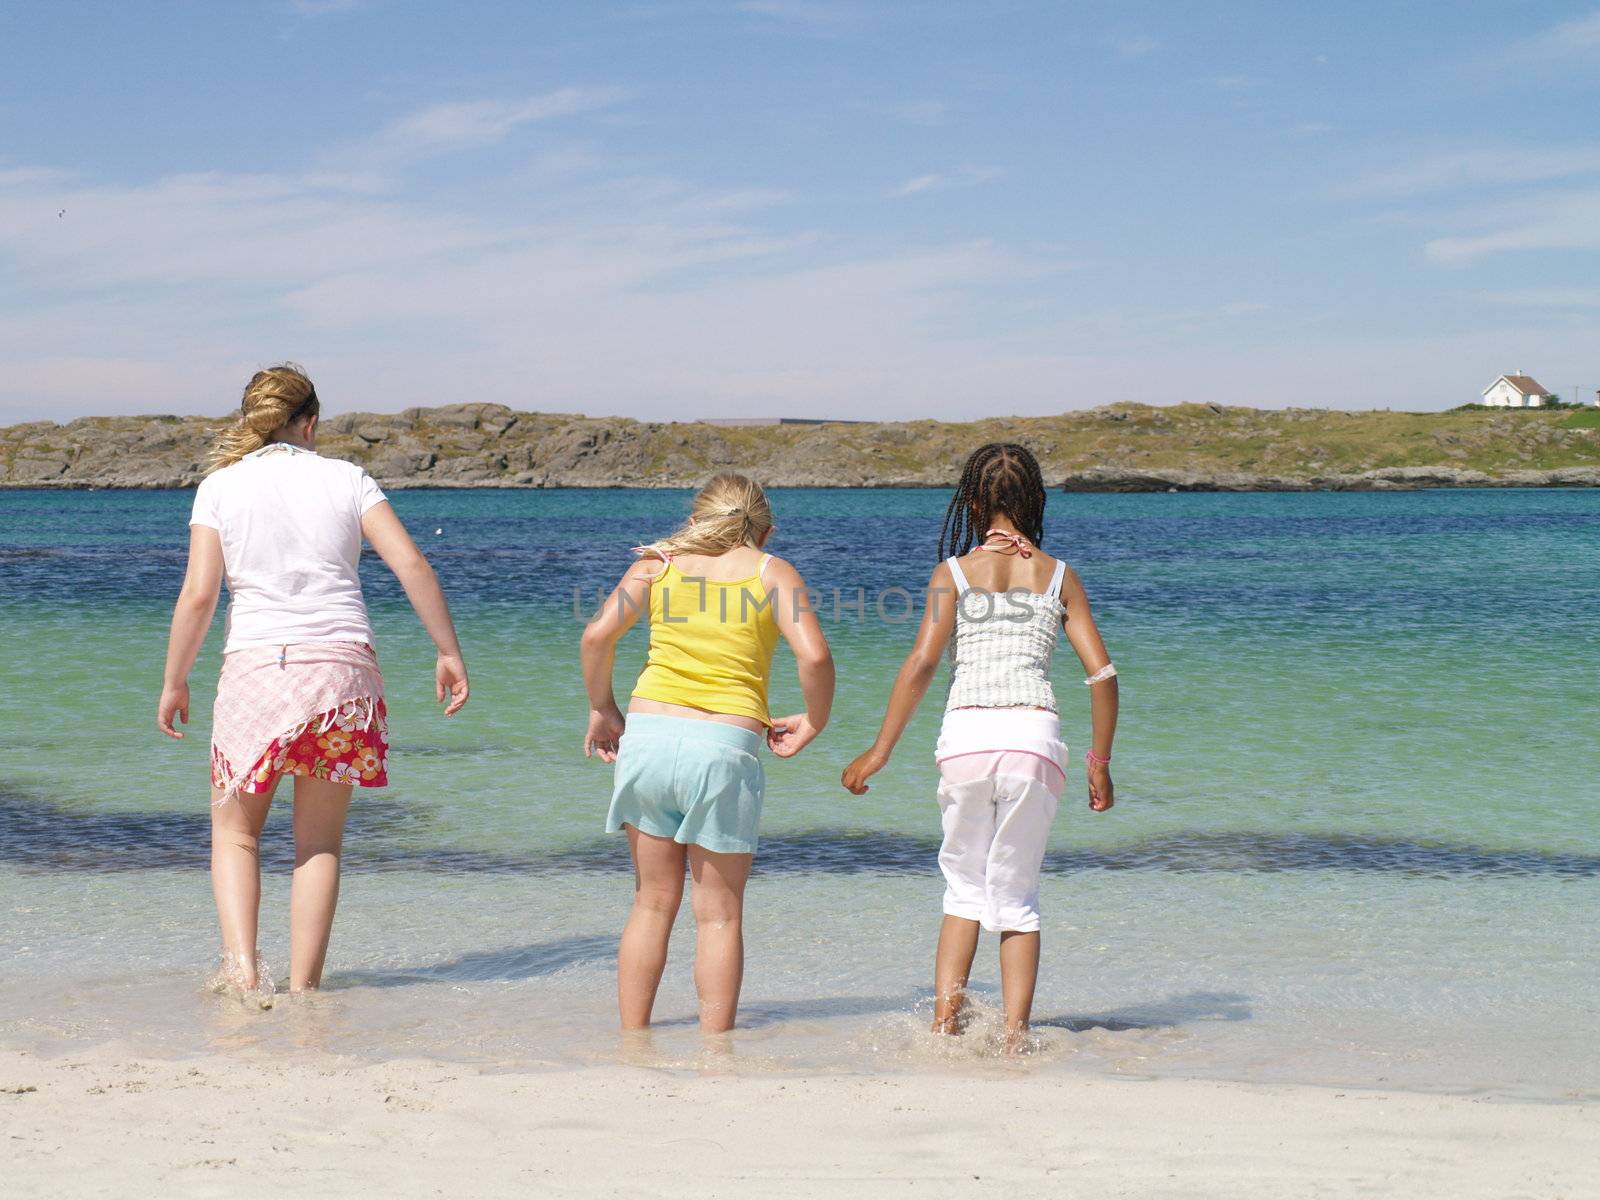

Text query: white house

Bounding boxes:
[1481,373,1554,407]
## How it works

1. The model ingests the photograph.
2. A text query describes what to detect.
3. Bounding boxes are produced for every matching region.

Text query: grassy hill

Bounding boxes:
[4,402,1600,489]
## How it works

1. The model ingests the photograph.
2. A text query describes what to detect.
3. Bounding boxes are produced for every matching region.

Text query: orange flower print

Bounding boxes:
[353,744,383,781]
[227,700,388,795]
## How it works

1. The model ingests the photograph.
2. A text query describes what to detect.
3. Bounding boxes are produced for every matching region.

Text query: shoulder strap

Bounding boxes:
[945,555,970,593]
[758,552,772,581]
[1047,558,1068,602]
[642,548,672,581]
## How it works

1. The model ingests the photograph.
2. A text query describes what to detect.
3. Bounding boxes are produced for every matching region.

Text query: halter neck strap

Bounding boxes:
[980,528,1033,558]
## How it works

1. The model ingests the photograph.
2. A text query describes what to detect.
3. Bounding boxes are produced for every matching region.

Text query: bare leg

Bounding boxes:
[618,827,686,1029]
[210,783,275,988]
[998,929,1041,1049]
[686,846,753,1034]
[288,776,353,991]
[932,914,980,1034]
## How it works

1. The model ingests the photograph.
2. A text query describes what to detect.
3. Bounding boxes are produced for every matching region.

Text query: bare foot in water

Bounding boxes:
[617,1028,658,1067]
[1002,1027,1037,1057]
[207,951,276,1010]
[931,991,968,1036]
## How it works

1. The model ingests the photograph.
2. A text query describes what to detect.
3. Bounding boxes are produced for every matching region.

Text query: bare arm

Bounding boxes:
[157,525,224,739]
[841,563,956,793]
[1061,566,1118,812]
[361,501,469,716]
[578,559,657,761]
[764,557,835,757]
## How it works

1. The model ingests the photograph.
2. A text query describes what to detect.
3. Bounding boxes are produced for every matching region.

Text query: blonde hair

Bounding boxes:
[636,473,774,560]
[207,363,321,472]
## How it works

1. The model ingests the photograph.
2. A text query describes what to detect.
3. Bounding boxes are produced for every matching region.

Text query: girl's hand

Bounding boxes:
[841,748,889,795]
[585,705,625,762]
[157,681,190,739]
[436,653,470,717]
[1088,764,1114,812]
[766,713,819,758]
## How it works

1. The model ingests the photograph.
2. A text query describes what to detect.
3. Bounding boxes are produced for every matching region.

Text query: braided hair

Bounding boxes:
[937,442,1047,560]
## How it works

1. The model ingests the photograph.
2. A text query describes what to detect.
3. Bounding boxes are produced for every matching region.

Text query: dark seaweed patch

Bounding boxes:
[2,789,1594,879]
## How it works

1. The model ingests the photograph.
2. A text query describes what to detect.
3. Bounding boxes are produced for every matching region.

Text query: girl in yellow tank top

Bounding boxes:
[578,473,835,1035]
[631,552,782,724]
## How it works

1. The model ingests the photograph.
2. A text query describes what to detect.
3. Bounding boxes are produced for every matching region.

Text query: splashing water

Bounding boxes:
[205,951,276,1011]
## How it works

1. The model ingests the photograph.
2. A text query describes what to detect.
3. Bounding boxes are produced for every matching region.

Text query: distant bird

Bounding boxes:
[58,209,65,218]
[434,528,443,536]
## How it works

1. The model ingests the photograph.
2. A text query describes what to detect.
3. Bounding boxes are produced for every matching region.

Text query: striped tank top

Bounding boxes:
[944,555,1067,712]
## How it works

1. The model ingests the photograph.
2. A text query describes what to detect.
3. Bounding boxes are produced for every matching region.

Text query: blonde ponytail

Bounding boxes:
[207,363,321,473]
[636,472,774,560]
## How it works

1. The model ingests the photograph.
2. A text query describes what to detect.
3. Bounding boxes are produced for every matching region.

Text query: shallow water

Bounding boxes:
[1,487,1596,1097]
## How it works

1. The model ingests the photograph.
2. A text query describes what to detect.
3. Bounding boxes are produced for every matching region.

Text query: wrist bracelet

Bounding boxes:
[1085,749,1111,767]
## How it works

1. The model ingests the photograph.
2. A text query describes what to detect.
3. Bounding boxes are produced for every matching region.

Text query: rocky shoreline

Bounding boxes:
[1057,465,1600,491]
[5,402,1600,491]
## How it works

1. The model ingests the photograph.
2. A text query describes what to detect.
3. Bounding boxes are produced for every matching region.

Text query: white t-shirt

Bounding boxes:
[190,444,389,653]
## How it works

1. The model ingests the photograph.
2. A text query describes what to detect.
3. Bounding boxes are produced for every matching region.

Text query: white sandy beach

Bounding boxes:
[3,1048,1594,1199]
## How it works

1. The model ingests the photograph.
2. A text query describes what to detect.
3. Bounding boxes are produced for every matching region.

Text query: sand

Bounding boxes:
[2,1048,1594,1199]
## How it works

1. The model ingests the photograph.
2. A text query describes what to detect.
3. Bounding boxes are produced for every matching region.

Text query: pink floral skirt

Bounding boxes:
[212,699,389,793]
[209,642,387,802]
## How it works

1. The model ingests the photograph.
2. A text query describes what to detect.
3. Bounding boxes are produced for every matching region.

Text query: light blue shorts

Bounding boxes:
[605,714,766,855]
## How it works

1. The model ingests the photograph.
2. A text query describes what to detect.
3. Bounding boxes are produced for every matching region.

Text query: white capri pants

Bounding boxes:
[935,708,1066,933]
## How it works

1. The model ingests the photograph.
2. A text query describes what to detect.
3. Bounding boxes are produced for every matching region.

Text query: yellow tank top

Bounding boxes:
[632,556,781,724]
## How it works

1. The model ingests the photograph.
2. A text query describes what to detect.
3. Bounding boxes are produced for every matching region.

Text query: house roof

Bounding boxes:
[1484,374,1552,397]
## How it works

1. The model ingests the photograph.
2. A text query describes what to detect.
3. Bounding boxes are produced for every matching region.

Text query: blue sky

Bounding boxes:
[2,1,1598,422]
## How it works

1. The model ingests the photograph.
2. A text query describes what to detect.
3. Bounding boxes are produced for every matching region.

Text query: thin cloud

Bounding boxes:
[883,99,952,126]
[288,0,363,14]
[733,1,842,22]
[0,165,74,187]
[699,188,794,212]
[1475,287,1600,308]
[891,165,1001,197]
[895,174,942,196]
[0,137,1066,422]
[1424,190,1600,263]
[360,88,627,165]
[1511,8,1600,61]
[1112,35,1158,59]
[1360,147,1600,197]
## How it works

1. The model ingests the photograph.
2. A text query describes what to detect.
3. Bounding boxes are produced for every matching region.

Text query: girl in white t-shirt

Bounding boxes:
[158,363,469,1005]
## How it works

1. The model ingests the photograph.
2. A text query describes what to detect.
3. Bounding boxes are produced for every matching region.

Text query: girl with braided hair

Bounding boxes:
[842,443,1119,1050]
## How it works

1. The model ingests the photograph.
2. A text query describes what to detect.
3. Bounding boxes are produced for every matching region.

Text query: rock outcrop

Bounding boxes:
[5,402,1600,490]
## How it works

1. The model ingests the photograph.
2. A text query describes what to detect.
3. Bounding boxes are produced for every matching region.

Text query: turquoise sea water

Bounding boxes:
[1,487,1596,1097]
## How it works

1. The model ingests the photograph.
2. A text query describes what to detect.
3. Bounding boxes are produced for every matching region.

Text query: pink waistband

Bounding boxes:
[935,706,1066,771]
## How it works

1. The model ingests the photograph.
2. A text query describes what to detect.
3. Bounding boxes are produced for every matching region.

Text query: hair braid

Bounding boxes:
[937,442,1047,560]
